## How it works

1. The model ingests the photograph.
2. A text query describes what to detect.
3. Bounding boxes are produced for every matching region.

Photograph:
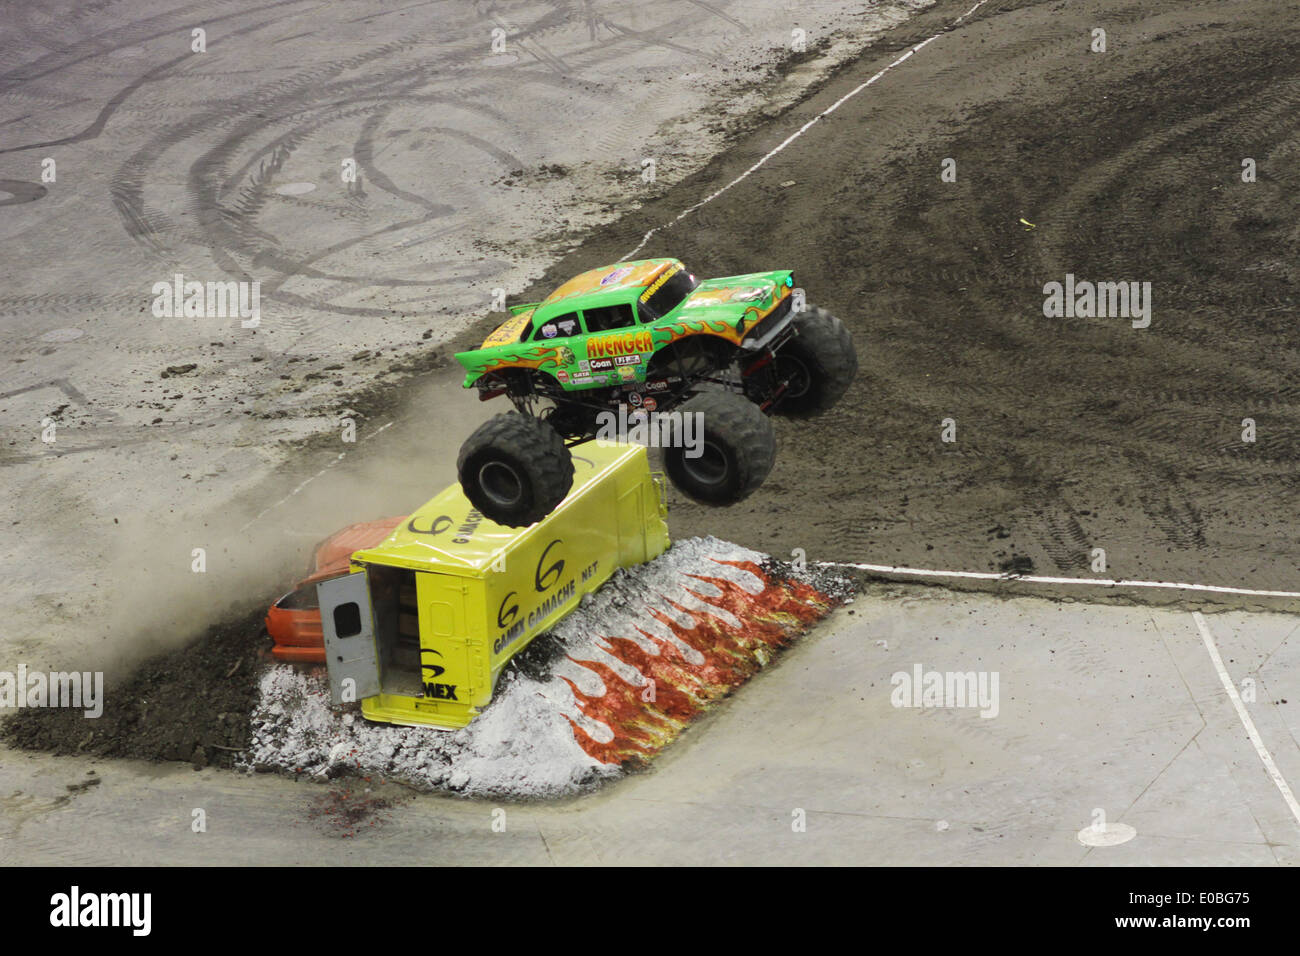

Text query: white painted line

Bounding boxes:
[621,0,990,259]
[820,561,1300,600]
[1192,611,1300,828]
[237,420,394,532]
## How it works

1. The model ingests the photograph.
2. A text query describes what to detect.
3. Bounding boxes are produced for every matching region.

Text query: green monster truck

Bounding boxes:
[454,257,856,526]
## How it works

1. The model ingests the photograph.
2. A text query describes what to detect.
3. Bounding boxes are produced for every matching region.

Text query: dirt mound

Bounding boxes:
[3,609,266,769]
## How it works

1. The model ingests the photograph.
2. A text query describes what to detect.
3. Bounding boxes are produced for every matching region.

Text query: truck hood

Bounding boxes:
[675,271,789,318]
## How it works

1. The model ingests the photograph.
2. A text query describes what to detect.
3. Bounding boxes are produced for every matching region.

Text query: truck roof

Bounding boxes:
[531,258,680,323]
[350,441,648,574]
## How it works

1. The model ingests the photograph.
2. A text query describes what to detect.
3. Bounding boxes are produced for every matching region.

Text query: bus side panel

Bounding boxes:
[612,455,642,561]
[461,573,490,711]
[358,444,669,727]
[414,572,477,717]
[643,469,670,558]
[483,473,623,680]
[615,468,669,567]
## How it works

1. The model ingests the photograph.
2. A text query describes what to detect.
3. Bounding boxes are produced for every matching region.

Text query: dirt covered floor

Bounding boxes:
[522,0,1300,592]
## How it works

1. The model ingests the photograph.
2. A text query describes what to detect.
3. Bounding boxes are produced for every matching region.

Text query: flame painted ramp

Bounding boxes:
[244,537,848,798]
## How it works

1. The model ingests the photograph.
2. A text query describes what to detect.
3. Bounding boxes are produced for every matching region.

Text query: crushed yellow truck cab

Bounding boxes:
[318,442,670,730]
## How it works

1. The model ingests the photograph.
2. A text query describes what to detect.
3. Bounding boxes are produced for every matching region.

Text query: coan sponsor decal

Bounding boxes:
[589,330,653,358]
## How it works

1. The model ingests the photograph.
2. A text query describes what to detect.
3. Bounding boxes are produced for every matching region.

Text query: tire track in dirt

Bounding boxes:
[0,0,310,89]
[497,0,1300,595]
[95,0,796,346]
[103,3,691,332]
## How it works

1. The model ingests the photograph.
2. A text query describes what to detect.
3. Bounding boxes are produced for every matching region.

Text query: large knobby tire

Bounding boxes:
[663,391,776,505]
[769,305,857,417]
[457,412,574,527]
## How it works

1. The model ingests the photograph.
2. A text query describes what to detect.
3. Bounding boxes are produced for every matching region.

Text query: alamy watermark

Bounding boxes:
[50,886,150,935]
[595,406,703,457]
[1042,273,1151,328]
[890,663,999,718]
[0,666,103,718]
[151,273,261,328]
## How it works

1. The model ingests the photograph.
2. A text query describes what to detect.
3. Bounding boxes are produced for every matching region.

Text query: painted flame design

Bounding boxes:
[560,559,835,766]
[471,344,560,375]
[654,316,751,348]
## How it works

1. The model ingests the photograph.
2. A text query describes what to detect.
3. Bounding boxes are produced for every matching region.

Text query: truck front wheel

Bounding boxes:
[768,305,857,417]
[457,413,575,527]
[662,391,776,505]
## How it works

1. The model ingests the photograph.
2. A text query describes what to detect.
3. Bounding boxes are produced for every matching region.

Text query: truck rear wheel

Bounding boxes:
[663,391,776,505]
[769,305,857,417]
[457,413,574,527]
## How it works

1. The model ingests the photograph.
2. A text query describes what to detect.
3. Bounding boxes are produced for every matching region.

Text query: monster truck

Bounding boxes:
[454,257,856,526]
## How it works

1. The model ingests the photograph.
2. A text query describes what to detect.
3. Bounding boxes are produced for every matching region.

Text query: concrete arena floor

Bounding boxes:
[3,0,1300,866]
[3,590,1297,865]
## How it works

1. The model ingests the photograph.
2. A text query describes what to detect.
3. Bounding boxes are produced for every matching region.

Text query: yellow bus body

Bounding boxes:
[318,442,669,730]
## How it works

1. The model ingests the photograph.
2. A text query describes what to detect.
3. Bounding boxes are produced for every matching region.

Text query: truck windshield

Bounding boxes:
[637,267,698,321]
